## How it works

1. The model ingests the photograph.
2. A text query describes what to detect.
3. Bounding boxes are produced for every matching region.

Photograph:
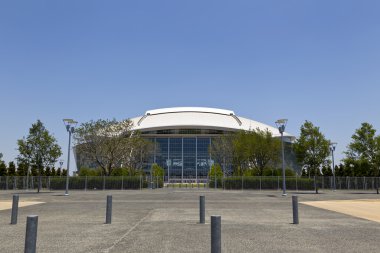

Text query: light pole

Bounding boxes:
[329,142,337,191]
[63,119,77,196]
[276,119,288,196]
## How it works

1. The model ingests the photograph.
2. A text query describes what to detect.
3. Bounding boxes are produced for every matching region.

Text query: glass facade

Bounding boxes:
[169,138,182,177]
[75,128,298,178]
[155,138,168,168]
[197,138,211,177]
[183,138,196,178]
[149,136,214,181]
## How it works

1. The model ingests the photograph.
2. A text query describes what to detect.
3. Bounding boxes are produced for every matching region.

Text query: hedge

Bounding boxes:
[209,176,315,190]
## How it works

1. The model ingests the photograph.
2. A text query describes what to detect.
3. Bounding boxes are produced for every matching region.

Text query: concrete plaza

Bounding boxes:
[1,189,380,253]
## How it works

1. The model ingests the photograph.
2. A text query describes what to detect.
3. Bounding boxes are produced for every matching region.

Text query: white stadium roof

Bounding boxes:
[130,107,295,140]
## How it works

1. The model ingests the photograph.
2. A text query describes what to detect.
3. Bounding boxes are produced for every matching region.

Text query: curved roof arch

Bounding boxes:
[130,107,295,140]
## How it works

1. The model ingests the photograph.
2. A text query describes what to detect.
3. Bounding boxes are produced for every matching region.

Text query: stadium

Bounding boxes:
[128,107,296,181]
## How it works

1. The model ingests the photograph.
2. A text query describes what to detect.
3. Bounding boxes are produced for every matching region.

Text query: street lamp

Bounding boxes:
[63,119,77,196]
[276,119,288,196]
[329,142,337,191]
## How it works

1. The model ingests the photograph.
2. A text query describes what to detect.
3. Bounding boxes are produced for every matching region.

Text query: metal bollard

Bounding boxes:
[11,195,19,225]
[211,216,221,253]
[106,195,112,224]
[200,196,205,224]
[292,195,299,224]
[24,215,38,253]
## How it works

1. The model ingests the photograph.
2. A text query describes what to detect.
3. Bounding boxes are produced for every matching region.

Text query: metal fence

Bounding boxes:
[0,176,155,191]
[0,176,379,191]
[210,176,380,191]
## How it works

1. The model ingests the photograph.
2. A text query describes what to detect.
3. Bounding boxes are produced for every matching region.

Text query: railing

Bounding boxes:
[0,176,160,191]
[0,176,379,191]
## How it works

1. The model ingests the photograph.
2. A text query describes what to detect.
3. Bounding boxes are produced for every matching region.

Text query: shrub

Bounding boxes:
[110,168,130,176]
[151,164,164,177]
[78,167,102,176]
[211,176,315,190]
[208,164,223,179]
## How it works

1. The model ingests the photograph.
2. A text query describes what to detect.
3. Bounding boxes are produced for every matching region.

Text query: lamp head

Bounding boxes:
[63,119,78,132]
[275,119,288,134]
[63,119,78,125]
[329,142,337,151]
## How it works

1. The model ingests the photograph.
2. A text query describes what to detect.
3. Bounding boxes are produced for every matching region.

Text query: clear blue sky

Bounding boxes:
[1,1,380,172]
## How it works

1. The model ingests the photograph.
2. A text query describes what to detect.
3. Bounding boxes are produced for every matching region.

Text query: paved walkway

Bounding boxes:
[1,189,380,252]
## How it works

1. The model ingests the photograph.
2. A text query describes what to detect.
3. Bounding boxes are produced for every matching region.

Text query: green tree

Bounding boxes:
[17,120,62,192]
[51,167,56,176]
[234,129,281,176]
[0,161,7,176]
[31,165,38,176]
[45,167,51,177]
[293,121,330,177]
[56,167,62,176]
[16,162,28,176]
[208,164,223,179]
[321,165,333,176]
[0,153,6,176]
[335,164,345,177]
[7,162,16,176]
[210,134,235,176]
[74,119,145,176]
[151,163,164,177]
[125,138,155,176]
[39,166,46,176]
[344,122,380,176]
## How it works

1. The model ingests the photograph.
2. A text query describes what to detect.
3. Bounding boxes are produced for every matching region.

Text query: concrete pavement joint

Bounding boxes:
[102,209,154,253]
